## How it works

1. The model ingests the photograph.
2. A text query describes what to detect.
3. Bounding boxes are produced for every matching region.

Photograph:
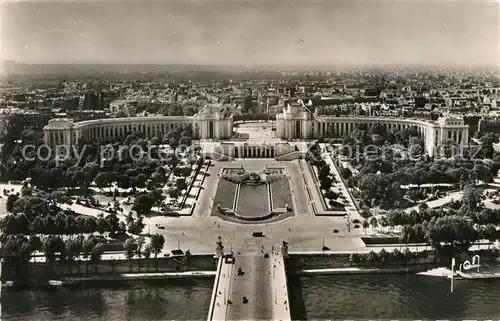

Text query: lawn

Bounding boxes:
[271,178,293,210]
[213,178,237,210]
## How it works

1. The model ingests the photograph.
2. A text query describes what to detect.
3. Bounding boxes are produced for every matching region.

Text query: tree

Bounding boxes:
[142,244,152,270]
[128,215,145,235]
[126,212,135,226]
[462,184,482,210]
[90,242,105,272]
[105,213,120,233]
[349,253,360,265]
[0,214,19,235]
[81,162,100,188]
[43,236,65,262]
[150,233,165,271]
[360,210,372,219]
[124,237,137,272]
[136,237,145,272]
[426,215,477,254]
[150,189,165,206]
[318,165,330,180]
[135,173,148,188]
[181,167,193,178]
[400,225,412,245]
[29,235,43,253]
[168,188,181,204]
[340,167,352,180]
[65,237,83,263]
[369,123,388,138]
[319,176,333,191]
[378,248,389,262]
[418,202,429,212]
[483,224,499,248]
[392,248,404,262]
[84,216,97,234]
[367,250,378,262]
[479,132,496,159]
[175,178,188,191]
[473,163,493,184]
[6,194,19,212]
[12,196,49,219]
[324,190,338,200]
[362,220,370,235]
[369,216,378,233]
[132,194,154,216]
[82,237,94,273]
[378,215,389,233]
[96,215,110,236]
[402,247,412,261]
[54,213,67,235]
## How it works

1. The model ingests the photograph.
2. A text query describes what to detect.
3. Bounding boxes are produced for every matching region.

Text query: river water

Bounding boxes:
[2,275,500,320]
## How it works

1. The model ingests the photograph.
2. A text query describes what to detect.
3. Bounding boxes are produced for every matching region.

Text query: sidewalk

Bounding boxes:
[209,258,233,321]
[271,253,292,321]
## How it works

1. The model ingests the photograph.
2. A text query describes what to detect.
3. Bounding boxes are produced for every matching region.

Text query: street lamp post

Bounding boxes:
[344,214,351,233]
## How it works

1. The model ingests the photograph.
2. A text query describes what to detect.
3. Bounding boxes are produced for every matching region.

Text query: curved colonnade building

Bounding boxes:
[44,103,469,157]
[43,104,233,146]
[276,104,469,156]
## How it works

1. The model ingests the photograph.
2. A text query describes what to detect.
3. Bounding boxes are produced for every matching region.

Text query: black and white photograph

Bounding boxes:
[0,0,499,320]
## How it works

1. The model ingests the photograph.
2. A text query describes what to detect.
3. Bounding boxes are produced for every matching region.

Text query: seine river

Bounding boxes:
[3,275,500,320]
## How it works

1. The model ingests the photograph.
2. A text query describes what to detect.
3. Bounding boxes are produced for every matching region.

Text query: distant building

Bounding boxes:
[109,99,138,115]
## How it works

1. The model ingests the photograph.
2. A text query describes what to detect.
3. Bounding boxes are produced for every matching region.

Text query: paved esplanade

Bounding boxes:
[208,253,291,321]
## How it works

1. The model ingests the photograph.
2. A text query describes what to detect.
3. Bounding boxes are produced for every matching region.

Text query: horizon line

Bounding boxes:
[3,61,499,68]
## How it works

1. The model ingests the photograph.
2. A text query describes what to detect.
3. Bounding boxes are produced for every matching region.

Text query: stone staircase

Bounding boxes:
[207,151,234,161]
[233,183,241,212]
[268,183,274,212]
[275,151,303,161]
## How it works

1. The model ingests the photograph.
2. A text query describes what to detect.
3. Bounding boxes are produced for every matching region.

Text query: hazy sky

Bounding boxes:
[1,0,499,66]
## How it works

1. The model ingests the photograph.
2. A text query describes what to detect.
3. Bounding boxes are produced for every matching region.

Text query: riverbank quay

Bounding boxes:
[1,254,218,288]
[2,271,216,291]
[285,250,500,275]
[57,271,216,285]
[297,266,432,275]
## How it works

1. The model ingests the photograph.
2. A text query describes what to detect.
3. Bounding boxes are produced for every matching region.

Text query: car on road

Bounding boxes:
[171,249,184,256]
[224,254,235,264]
[252,232,264,237]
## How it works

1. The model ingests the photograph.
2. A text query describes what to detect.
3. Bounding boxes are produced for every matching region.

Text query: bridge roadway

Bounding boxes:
[208,253,291,321]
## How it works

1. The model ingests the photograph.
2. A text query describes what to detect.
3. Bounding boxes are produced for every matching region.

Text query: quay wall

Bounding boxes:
[285,249,500,274]
[2,254,218,285]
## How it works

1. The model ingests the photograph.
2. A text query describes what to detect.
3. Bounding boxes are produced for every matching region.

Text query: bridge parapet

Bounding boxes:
[207,256,224,321]
[271,253,292,321]
[207,253,291,321]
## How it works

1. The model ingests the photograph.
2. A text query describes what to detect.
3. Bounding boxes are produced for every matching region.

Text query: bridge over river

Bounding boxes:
[207,253,291,321]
